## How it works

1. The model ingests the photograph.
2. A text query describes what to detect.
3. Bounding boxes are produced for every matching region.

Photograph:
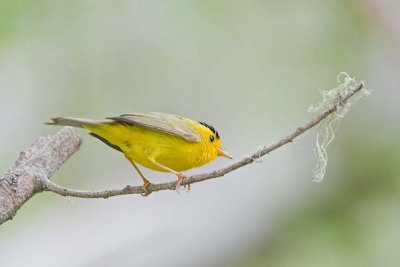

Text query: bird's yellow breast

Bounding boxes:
[84,121,216,172]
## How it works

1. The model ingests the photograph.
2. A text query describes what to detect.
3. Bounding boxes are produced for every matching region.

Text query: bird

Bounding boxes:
[46,112,232,192]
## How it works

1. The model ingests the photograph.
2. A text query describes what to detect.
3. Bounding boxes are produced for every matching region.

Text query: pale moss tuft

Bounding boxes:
[307,72,371,182]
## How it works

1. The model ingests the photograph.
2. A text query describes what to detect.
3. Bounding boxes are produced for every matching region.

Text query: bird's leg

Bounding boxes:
[125,155,152,196]
[149,159,190,191]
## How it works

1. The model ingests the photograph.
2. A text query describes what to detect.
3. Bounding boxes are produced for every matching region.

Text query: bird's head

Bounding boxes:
[197,121,232,160]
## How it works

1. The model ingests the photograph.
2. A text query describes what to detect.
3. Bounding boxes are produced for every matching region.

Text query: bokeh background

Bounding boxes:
[1,1,399,266]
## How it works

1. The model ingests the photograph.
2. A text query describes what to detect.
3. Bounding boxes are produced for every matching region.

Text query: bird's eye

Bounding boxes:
[209,135,215,142]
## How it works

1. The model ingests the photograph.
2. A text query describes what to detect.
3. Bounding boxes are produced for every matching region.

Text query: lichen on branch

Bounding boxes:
[308,72,371,182]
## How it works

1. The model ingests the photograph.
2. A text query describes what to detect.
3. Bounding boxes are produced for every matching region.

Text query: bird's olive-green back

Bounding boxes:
[108,112,201,142]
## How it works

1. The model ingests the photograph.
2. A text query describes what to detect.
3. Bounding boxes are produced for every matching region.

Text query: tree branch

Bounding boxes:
[0,127,81,225]
[41,82,365,198]
[0,81,366,225]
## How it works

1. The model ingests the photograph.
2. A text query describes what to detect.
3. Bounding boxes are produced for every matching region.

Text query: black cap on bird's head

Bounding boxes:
[198,121,220,139]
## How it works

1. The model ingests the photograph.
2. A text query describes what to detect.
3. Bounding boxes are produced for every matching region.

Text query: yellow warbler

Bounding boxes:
[46,112,232,190]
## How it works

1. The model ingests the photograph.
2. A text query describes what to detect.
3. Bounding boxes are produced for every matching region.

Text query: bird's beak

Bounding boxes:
[217,148,233,159]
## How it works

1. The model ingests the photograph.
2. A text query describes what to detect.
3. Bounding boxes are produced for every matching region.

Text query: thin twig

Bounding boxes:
[40,82,365,198]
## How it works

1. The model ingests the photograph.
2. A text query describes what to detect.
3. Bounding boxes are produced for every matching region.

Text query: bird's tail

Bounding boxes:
[45,117,108,128]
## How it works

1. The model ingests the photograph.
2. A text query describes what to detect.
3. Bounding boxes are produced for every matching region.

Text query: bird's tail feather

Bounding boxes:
[45,117,108,128]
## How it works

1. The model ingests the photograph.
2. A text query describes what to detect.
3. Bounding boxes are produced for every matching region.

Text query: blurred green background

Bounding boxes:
[0,1,399,266]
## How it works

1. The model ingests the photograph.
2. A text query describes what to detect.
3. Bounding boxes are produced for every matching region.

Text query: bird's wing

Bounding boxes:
[108,112,201,142]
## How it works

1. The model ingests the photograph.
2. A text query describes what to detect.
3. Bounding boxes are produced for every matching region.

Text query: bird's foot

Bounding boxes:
[176,173,191,192]
[141,181,153,197]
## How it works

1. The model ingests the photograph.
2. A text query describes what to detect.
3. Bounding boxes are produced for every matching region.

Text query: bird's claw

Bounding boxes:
[141,182,153,197]
[175,173,191,193]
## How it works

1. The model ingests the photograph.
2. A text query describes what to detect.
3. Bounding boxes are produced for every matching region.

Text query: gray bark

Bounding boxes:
[0,127,81,225]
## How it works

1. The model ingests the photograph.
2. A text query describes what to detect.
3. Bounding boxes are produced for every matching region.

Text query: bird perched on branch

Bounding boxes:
[46,112,232,193]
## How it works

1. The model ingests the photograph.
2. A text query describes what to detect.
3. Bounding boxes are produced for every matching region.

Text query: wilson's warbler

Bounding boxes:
[46,112,232,191]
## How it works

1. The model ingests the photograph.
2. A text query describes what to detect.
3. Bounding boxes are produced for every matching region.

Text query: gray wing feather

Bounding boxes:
[108,112,201,142]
